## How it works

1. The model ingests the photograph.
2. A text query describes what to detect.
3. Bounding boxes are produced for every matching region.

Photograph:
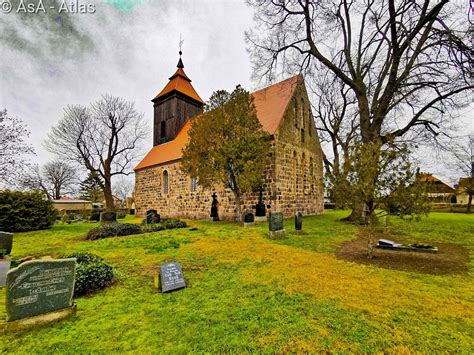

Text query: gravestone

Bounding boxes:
[255,187,266,217]
[159,262,186,293]
[6,259,76,322]
[0,232,13,255]
[146,209,160,224]
[210,192,219,221]
[378,239,396,247]
[268,212,286,239]
[100,211,117,224]
[244,212,255,227]
[295,212,303,234]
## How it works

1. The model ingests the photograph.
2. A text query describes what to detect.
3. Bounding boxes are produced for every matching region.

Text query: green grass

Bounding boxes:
[1,211,473,352]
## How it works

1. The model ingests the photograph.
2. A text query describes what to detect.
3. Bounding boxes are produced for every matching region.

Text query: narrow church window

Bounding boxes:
[301,129,305,143]
[190,177,197,192]
[293,151,297,193]
[294,100,298,128]
[310,157,314,192]
[300,98,304,127]
[308,109,312,137]
[163,170,169,194]
[302,153,306,194]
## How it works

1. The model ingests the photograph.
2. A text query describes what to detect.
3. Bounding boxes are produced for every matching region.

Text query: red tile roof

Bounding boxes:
[135,75,302,171]
[152,68,204,104]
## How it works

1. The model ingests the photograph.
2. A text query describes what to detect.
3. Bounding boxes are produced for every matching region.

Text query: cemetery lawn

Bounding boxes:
[1,211,473,352]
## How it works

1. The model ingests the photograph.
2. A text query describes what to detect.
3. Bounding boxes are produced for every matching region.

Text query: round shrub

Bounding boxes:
[64,252,113,297]
[161,218,188,229]
[86,222,142,240]
[0,190,58,232]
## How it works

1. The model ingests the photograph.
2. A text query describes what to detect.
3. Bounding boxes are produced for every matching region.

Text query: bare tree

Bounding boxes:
[0,109,35,186]
[21,160,77,199]
[309,69,359,207]
[46,95,147,211]
[247,0,472,221]
[113,177,134,208]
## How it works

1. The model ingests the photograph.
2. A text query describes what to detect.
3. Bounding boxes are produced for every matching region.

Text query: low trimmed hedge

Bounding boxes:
[87,218,188,240]
[63,252,114,297]
[86,223,142,240]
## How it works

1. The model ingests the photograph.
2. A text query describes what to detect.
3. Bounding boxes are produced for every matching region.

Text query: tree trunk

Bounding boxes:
[468,193,472,214]
[234,192,242,222]
[103,179,115,212]
[345,202,369,224]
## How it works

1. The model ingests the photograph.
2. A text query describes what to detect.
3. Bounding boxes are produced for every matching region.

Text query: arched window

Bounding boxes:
[302,153,306,194]
[294,100,298,128]
[300,98,305,127]
[293,151,298,193]
[190,177,197,192]
[308,109,312,137]
[163,170,169,194]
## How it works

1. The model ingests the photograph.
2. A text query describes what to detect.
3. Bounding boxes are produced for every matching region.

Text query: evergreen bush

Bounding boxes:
[0,190,58,232]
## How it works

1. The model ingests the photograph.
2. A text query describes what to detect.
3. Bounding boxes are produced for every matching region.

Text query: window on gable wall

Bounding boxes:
[301,98,305,128]
[294,100,298,128]
[308,109,312,137]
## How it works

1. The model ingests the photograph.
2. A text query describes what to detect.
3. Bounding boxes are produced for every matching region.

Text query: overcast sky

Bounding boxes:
[1,0,472,188]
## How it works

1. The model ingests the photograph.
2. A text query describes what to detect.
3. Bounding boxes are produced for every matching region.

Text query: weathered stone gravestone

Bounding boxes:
[6,259,76,323]
[146,209,160,224]
[295,212,303,234]
[268,212,286,239]
[100,211,117,224]
[0,232,13,255]
[159,262,186,293]
[244,212,255,227]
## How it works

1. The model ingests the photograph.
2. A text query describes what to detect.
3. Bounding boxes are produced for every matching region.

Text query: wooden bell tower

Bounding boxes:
[152,52,204,146]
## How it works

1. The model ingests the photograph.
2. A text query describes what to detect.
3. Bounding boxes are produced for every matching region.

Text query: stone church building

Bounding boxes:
[134,55,324,220]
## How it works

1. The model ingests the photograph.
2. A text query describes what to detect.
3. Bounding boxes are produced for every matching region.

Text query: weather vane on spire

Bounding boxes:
[179,33,184,56]
[177,33,185,69]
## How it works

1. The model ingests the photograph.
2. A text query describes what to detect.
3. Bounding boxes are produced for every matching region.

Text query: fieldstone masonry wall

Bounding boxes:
[134,80,324,220]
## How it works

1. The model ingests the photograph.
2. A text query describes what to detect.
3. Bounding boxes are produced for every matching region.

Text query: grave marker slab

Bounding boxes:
[0,232,13,255]
[6,259,76,322]
[159,262,186,293]
[295,212,303,234]
[268,212,286,239]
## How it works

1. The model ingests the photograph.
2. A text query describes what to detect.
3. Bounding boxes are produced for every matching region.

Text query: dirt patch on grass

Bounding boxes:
[336,236,469,275]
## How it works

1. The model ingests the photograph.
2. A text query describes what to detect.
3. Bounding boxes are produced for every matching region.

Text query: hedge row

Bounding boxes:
[86,218,187,240]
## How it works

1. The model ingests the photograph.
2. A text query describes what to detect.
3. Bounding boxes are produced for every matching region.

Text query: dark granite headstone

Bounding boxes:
[0,231,13,255]
[244,213,255,223]
[100,211,117,224]
[159,262,186,293]
[295,212,303,231]
[269,212,284,232]
[6,259,76,322]
[146,209,160,224]
[255,187,266,217]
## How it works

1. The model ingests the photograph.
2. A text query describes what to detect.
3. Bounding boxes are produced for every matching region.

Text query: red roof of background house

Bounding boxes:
[417,172,454,193]
[135,75,302,171]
